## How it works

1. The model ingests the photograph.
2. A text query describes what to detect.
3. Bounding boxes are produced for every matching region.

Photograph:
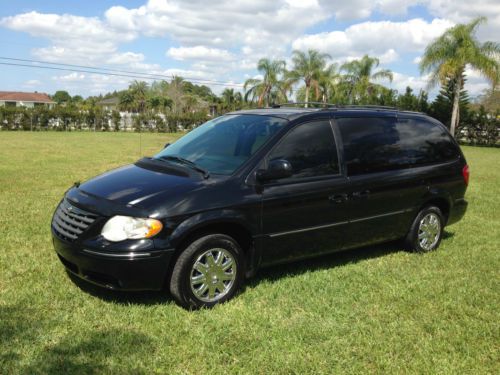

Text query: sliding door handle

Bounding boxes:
[351,190,370,199]
[329,194,348,203]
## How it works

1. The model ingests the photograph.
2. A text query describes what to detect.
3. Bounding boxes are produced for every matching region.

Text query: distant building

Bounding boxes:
[97,97,120,111]
[0,91,55,109]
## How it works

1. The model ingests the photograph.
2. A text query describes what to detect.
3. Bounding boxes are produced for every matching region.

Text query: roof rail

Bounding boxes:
[271,102,399,111]
[339,104,398,110]
[272,101,334,108]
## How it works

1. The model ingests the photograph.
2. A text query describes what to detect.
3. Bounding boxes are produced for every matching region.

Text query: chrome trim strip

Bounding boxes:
[267,208,414,238]
[82,249,152,258]
[269,221,349,238]
[349,209,410,223]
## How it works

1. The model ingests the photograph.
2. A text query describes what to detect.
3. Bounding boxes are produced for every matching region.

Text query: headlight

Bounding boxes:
[101,216,163,242]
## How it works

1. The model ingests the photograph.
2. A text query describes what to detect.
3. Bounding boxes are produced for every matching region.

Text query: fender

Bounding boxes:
[168,208,259,248]
[420,186,453,219]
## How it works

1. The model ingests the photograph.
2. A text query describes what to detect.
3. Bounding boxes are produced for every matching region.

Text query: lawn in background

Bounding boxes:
[0,132,498,374]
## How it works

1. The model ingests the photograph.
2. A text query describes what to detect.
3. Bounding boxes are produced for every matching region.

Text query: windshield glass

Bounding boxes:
[154,114,287,175]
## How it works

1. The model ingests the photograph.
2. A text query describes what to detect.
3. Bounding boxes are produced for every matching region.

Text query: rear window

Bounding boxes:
[337,116,459,176]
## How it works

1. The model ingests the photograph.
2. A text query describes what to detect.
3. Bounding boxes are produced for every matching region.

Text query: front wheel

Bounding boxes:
[405,206,445,252]
[169,234,245,309]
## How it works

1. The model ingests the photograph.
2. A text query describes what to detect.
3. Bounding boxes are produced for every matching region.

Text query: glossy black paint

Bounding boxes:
[52,108,469,291]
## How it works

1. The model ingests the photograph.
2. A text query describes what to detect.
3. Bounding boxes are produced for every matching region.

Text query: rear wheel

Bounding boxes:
[405,206,444,252]
[169,234,244,309]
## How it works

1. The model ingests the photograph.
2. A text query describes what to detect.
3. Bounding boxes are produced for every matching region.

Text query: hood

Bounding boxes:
[78,162,201,207]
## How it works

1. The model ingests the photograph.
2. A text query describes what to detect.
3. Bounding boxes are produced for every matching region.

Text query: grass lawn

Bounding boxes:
[0,132,499,374]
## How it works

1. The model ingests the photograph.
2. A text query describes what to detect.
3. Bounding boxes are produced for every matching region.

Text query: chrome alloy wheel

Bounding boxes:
[418,213,441,251]
[190,248,237,302]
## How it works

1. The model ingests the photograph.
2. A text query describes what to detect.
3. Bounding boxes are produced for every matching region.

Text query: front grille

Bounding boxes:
[52,199,98,242]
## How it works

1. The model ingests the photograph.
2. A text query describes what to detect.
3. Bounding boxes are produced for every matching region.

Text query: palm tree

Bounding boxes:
[340,55,393,104]
[119,91,135,112]
[244,58,287,106]
[420,16,500,136]
[167,76,185,114]
[129,80,149,113]
[221,88,236,111]
[220,89,243,111]
[287,49,331,107]
[317,63,341,103]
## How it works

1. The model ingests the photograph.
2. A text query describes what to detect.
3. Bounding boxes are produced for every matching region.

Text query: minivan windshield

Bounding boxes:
[154,114,287,175]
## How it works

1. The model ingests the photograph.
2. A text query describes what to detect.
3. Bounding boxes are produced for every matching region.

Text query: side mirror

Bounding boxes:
[256,159,293,182]
[164,143,170,149]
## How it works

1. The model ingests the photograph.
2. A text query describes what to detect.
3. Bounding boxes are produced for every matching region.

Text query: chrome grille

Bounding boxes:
[52,199,98,242]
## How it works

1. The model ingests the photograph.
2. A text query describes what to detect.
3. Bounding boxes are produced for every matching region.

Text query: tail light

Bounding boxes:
[462,164,470,186]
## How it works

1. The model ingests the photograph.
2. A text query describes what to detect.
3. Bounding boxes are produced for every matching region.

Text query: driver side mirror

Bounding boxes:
[256,159,293,182]
[163,143,170,149]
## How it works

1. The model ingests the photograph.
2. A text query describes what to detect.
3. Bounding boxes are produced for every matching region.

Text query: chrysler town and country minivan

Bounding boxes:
[52,105,469,309]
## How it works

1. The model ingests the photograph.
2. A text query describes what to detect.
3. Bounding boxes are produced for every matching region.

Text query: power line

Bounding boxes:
[0,56,302,95]
[0,56,245,87]
[0,58,245,88]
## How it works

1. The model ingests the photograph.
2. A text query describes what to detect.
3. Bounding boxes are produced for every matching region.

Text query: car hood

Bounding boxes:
[78,162,201,207]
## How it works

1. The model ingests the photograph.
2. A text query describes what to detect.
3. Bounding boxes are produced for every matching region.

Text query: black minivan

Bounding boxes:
[52,106,469,309]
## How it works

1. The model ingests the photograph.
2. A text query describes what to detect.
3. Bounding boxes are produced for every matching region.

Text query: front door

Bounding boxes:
[259,119,350,266]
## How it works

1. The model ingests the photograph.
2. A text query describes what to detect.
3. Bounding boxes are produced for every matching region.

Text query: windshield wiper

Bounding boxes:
[158,155,210,179]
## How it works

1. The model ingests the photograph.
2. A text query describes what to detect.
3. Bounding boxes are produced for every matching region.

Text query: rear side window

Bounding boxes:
[268,120,339,180]
[397,117,460,166]
[337,116,459,176]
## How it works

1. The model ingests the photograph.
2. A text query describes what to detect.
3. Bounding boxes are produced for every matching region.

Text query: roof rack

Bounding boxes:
[272,102,334,108]
[272,102,399,111]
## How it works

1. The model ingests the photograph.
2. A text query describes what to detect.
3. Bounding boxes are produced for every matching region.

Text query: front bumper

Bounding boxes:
[52,232,175,291]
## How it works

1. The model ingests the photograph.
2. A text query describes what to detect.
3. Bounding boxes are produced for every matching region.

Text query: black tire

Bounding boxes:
[169,234,245,309]
[404,205,445,253]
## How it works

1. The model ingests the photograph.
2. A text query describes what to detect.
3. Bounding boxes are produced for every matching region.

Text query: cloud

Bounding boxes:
[53,72,86,82]
[292,18,455,63]
[1,0,497,97]
[23,79,42,86]
[167,46,235,61]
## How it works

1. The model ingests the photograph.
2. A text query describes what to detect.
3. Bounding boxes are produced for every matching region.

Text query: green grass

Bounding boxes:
[0,132,499,374]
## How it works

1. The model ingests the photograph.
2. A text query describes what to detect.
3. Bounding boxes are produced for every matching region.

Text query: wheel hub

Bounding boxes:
[418,212,441,251]
[190,248,236,303]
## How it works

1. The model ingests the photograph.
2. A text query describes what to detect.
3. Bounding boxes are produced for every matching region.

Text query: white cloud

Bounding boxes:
[167,46,235,61]
[1,0,498,97]
[107,52,145,65]
[54,72,86,82]
[292,18,455,63]
[23,79,41,86]
[391,72,430,94]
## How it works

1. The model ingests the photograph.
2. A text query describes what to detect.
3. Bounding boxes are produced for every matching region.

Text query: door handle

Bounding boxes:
[351,190,370,199]
[329,193,348,203]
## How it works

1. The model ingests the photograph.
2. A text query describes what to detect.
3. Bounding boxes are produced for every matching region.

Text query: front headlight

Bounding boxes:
[101,216,163,242]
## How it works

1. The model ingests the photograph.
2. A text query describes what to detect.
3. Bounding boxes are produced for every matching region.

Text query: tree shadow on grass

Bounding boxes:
[0,304,153,375]
[24,328,152,375]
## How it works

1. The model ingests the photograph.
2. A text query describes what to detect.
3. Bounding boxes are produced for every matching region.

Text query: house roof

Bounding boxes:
[0,91,55,103]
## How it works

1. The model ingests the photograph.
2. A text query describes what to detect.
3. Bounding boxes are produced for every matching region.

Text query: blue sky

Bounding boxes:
[1,0,498,98]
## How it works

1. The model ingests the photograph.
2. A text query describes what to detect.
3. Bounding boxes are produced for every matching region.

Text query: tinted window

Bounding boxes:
[337,116,459,176]
[397,117,459,166]
[268,120,339,179]
[155,114,287,175]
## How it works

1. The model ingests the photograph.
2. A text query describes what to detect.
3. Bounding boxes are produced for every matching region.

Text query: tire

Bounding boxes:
[404,205,445,253]
[169,234,245,309]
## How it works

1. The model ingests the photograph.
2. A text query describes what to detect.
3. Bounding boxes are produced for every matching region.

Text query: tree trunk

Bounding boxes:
[449,79,461,137]
[305,85,309,108]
